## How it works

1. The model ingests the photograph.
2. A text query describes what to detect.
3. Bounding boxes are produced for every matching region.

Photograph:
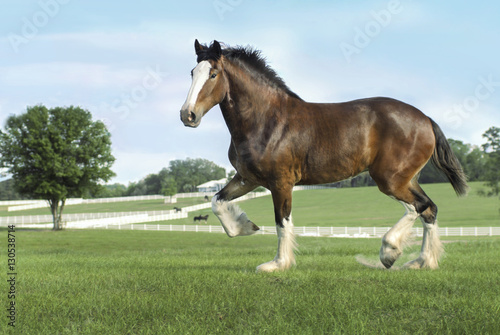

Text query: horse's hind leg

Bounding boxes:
[403,219,443,269]
[403,185,443,269]
[379,179,442,269]
[212,173,260,237]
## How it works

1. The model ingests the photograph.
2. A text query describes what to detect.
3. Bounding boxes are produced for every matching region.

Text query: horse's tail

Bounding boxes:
[429,118,469,196]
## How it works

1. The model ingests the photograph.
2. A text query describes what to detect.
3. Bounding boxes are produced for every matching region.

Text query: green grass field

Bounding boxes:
[2,229,499,334]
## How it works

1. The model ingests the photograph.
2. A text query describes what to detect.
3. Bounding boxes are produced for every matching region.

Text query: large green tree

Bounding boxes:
[482,126,500,196]
[0,105,115,229]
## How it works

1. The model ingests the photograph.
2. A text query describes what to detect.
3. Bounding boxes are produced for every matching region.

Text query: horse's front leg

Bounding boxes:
[256,185,297,273]
[212,173,260,237]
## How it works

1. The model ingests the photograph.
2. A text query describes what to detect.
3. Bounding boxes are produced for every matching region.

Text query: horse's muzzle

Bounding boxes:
[180,109,200,128]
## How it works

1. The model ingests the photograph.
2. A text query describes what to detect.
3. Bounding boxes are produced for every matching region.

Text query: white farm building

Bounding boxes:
[196,178,228,193]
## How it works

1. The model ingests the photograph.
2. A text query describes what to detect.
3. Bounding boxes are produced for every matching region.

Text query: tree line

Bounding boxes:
[94,158,227,198]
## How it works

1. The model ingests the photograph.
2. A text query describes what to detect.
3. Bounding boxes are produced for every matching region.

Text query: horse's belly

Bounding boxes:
[298,152,369,185]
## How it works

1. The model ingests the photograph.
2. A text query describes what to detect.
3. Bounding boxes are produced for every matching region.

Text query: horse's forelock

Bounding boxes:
[196,41,222,63]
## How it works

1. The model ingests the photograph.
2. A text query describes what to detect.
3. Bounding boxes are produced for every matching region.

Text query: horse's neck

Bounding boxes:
[220,61,286,138]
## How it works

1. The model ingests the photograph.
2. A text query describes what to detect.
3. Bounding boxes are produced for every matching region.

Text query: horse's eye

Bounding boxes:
[211,73,217,79]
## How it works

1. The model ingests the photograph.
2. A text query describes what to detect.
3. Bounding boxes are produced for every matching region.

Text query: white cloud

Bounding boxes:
[0,62,145,88]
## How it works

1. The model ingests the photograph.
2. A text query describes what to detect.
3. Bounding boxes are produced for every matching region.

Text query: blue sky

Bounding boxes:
[1,0,499,184]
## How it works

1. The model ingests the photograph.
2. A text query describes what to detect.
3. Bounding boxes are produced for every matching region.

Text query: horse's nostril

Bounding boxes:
[188,112,196,122]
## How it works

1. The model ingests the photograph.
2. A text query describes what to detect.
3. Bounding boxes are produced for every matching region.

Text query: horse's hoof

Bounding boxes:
[256,261,280,273]
[236,215,260,236]
[380,242,401,269]
[403,259,423,269]
[381,258,395,269]
[403,258,438,269]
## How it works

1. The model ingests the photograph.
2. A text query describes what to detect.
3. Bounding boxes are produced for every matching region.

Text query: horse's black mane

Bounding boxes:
[197,41,302,100]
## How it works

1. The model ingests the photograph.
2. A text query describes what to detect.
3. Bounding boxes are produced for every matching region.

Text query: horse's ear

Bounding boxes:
[195,39,203,55]
[212,40,222,59]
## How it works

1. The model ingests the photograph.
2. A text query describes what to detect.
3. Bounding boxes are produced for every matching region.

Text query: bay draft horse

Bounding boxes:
[180,40,468,272]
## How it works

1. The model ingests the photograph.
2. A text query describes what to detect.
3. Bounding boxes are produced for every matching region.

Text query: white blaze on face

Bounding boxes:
[182,60,211,111]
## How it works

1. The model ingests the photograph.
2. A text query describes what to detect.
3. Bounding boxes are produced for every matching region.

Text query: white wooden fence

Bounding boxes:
[5,222,497,238]
[0,199,46,206]
[88,225,500,237]
[4,195,169,211]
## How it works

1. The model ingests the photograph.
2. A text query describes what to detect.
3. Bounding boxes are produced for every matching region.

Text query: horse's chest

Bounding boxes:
[233,145,297,185]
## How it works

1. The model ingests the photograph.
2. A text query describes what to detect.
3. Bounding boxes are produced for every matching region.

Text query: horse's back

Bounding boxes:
[294,97,435,184]
[308,97,427,121]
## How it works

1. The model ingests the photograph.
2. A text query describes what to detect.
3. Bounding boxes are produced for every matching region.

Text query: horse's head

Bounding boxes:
[180,40,227,128]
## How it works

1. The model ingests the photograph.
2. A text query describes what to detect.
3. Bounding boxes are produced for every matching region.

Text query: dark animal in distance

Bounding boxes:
[194,214,209,223]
